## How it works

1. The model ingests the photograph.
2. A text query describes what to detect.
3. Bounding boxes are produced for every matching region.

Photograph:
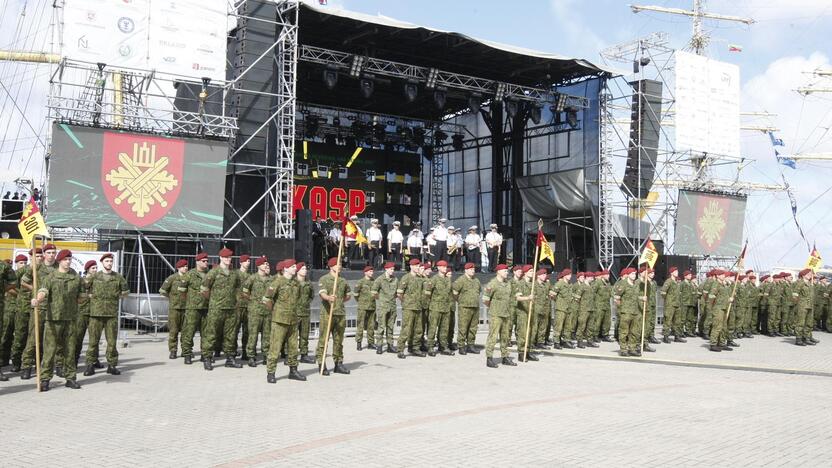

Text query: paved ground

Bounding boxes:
[3,329,832,467]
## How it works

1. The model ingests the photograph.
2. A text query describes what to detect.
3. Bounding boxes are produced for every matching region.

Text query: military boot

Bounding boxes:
[601,336,615,342]
[319,364,330,376]
[397,352,406,359]
[300,354,315,364]
[552,341,562,350]
[93,360,105,369]
[486,357,499,368]
[576,340,585,349]
[0,370,7,382]
[225,357,243,368]
[106,365,121,375]
[618,349,629,357]
[266,372,277,384]
[428,350,437,357]
[367,343,377,350]
[387,345,398,354]
[662,336,672,344]
[561,340,574,349]
[83,364,95,376]
[375,346,384,355]
[169,351,177,360]
[709,344,722,352]
[501,356,517,366]
[412,350,426,357]
[726,339,740,347]
[65,379,81,390]
[40,380,50,392]
[356,342,362,351]
[214,350,222,358]
[466,345,480,354]
[288,366,307,381]
[11,363,21,372]
[809,337,820,344]
[440,349,454,356]
[204,358,214,371]
[184,356,193,365]
[248,358,257,368]
[674,335,687,343]
[642,344,656,352]
[521,352,539,362]
[333,362,350,374]
[806,338,817,346]
[586,340,599,348]
[648,336,661,344]
[458,346,467,355]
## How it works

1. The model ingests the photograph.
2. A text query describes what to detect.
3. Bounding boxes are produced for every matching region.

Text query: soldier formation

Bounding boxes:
[1,246,827,389]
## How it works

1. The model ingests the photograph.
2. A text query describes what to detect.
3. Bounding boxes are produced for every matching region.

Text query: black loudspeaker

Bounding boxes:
[239,237,295,266]
[295,209,313,268]
[621,79,662,199]
[658,255,695,285]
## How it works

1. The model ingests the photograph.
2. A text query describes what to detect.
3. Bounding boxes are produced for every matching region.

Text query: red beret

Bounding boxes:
[84,260,97,271]
[409,259,420,266]
[56,249,72,262]
[175,259,188,268]
[195,252,208,261]
[29,248,42,255]
[363,265,374,272]
[218,248,233,258]
[464,262,475,270]
[577,271,585,278]
[620,267,635,276]
[296,262,305,270]
[669,266,678,273]
[521,265,532,273]
[384,262,395,269]
[495,264,508,271]
[561,268,572,276]
[683,270,692,277]
[745,269,753,274]
[599,270,609,276]
[239,254,250,263]
[760,274,769,281]
[436,260,448,267]
[738,275,746,280]
[100,253,113,262]
[14,254,27,263]
[588,272,597,278]
[536,268,547,276]
[42,243,57,251]
[255,256,268,267]
[799,268,812,278]
[423,261,432,269]
[512,265,523,272]
[327,257,338,267]
[283,259,297,269]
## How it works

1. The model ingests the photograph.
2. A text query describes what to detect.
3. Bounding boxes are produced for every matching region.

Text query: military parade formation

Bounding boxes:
[0,233,828,391]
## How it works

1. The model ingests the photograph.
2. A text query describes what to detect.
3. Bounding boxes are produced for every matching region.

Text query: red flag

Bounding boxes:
[342,217,367,244]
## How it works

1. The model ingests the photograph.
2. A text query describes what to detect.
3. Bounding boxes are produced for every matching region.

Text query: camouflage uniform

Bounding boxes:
[679,278,696,336]
[86,270,129,367]
[452,274,481,351]
[483,277,513,361]
[159,271,188,355]
[21,263,55,370]
[514,279,536,352]
[424,272,452,353]
[709,281,732,348]
[242,273,272,360]
[574,281,595,345]
[534,279,552,346]
[295,279,314,358]
[396,272,424,354]
[660,277,680,340]
[38,269,82,383]
[372,274,398,351]
[551,279,571,346]
[0,269,21,365]
[613,278,640,354]
[353,276,377,348]
[235,268,251,359]
[73,273,94,364]
[181,268,209,360]
[201,266,241,357]
[792,278,814,344]
[264,275,300,371]
[592,277,612,340]
[316,272,351,365]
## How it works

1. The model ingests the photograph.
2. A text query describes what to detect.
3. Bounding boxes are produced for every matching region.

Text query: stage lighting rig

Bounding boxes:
[451,134,464,151]
[434,129,448,144]
[433,87,447,110]
[505,99,518,118]
[529,104,542,125]
[413,127,426,146]
[304,116,320,137]
[323,66,338,90]
[426,68,439,89]
[566,107,579,129]
[467,93,482,114]
[494,82,506,102]
[349,55,365,77]
[553,93,568,113]
[403,80,419,102]
[359,74,375,98]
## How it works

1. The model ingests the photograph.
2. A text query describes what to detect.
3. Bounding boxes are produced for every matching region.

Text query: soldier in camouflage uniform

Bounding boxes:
[84,253,129,377]
[660,267,685,343]
[575,272,598,349]
[159,259,189,359]
[424,260,454,355]
[31,250,81,391]
[372,262,398,354]
[200,248,242,370]
[397,259,425,358]
[241,256,271,366]
[818,276,830,332]
[746,272,760,336]
[234,255,251,361]
[708,270,737,352]
[0,255,25,374]
[316,257,352,375]
[11,250,37,375]
[514,266,539,360]
[484,264,516,368]
[295,262,315,364]
[793,269,819,346]
[354,266,377,351]
[452,262,481,355]
[614,267,640,356]
[699,270,716,338]
[782,273,796,336]
[73,260,96,366]
[635,268,656,353]
[679,271,697,337]
[770,273,786,336]
[534,268,553,348]
[645,268,660,345]
[20,245,55,380]
[181,252,210,365]
[551,269,573,349]
[509,265,524,343]
[812,275,826,332]
[418,262,433,352]
[592,270,613,343]
[445,268,457,350]
[758,274,771,335]
[263,259,306,383]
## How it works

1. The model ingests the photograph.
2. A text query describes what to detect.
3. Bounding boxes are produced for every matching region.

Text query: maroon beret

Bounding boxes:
[218,248,233,258]
[384,262,396,269]
[14,254,27,263]
[409,259,421,266]
[42,243,57,252]
[363,265,374,272]
[255,256,268,267]
[175,259,188,269]
[100,253,113,262]
[464,262,475,270]
[84,260,97,271]
[56,249,72,262]
[239,254,250,263]
[327,257,338,267]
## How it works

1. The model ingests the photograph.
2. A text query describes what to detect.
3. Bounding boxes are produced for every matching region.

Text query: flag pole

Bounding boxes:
[319,230,345,375]
[724,241,748,329]
[639,267,649,355]
[32,235,42,391]
[522,219,543,361]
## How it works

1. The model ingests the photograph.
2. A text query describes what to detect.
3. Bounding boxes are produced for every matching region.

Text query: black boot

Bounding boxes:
[356,342,362,351]
[577,340,586,349]
[0,370,6,382]
[83,364,95,376]
[412,350,426,357]
[552,342,562,350]
[387,345,398,354]
[40,380,49,392]
[300,354,315,364]
[522,352,539,362]
[806,338,817,346]
[376,346,384,355]
[642,344,656,352]
[169,351,177,360]
[709,344,722,352]
[184,356,193,365]
[501,356,517,366]
[428,350,437,357]
[601,336,615,342]
[586,340,599,348]
[662,336,672,344]
[11,363,21,372]
[618,349,629,357]
[367,343,377,350]
[214,350,221,358]
[648,336,661,344]
[561,340,574,349]
[397,352,406,359]
[107,365,121,375]
[248,358,257,368]
[795,338,806,346]
[674,336,687,343]
[458,346,467,355]
[288,366,307,381]
[440,349,454,356]
[93,360,105,369]
[267,372,276,384]
[225,357,243,368]
[65,379,81,389]
[204,358,213,371]
[486,357,499,368]
[333,362,350,374]
[319,364,330,376]
[726,340,740,347]
[467,345,480,354]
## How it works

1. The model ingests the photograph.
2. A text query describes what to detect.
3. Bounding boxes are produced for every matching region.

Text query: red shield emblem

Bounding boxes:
[694,194,729,254]
[101,132,184,228]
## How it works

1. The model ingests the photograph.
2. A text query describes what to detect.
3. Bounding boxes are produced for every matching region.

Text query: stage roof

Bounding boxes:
[297,2,614,119]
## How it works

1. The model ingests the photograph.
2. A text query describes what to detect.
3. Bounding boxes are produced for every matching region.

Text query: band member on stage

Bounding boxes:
[447,227,462,271]
[465,225,482,271]
[434,218,449,262]
[406,227,423,265]
[425,227,437,263]
[345,215,360,268]
[388,221,404,268]
[485,223,503,272]
[366,219,383,269]
[327,220,341,263]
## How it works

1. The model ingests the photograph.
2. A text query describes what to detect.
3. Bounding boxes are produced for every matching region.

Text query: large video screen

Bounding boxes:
[293,141,422,222]
[48,123,227,233]
[674,190,747,256]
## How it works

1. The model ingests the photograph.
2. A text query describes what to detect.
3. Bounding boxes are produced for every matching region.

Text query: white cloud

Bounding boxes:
[549,0,608,58]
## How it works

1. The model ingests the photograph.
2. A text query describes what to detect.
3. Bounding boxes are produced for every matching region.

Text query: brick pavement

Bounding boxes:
[2,330,831,467]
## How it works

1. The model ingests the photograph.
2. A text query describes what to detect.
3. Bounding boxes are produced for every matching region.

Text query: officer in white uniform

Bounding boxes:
[366,218,383,269]
[406,227,423,263]
[433,218,448,262]
[485,223,503,272]
[387,221,404,268]
[465,225,482,270]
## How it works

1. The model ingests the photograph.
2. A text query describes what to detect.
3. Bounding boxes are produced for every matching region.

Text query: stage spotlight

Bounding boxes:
[413,127,426,146]
[433,87,447,110]
[467,93,482,114]
[494,82,506,102]
[553,111,563,125]
[434,129,448,144]
[426,67,439,89]
[553,93,568,113]
[566,108,579,129]
[304,117,319,138]
[349,55,365,78]
[529,104,542,125]
[505,99,518,118]
[404,80,418,102]
[451,134,464,151]
[323,67,338,90]
[360,75,375,99]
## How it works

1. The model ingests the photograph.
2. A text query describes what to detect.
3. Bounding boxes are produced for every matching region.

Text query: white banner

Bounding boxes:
[674,51,740,158]
[13,250,120,274]
[62,0,227,81]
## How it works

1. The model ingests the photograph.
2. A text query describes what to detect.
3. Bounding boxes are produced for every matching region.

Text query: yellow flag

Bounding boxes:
[805,245,822,272]
[18,197,48,246]
[639,239,659,268]
[537,230,555,265]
